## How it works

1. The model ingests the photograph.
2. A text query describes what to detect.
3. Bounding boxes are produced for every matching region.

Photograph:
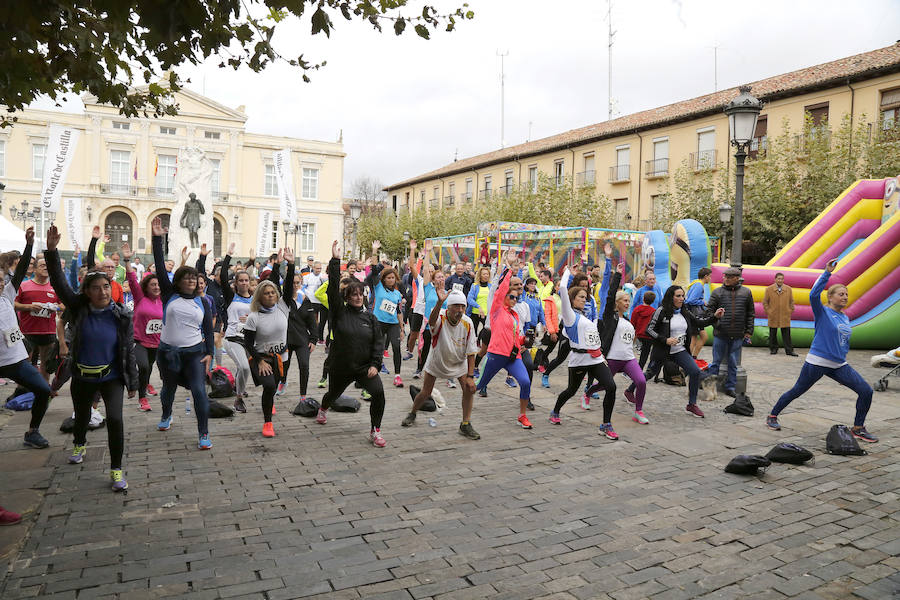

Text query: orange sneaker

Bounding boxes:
[271,405,277,415]
[262,422,275,438]
[517,414,533,429]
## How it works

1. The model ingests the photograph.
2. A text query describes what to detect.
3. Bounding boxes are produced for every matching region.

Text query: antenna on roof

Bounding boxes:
[527,121,533,142]
[497,49,509,148]
[710,43,720,91]
[607,0,616,121]
[454,148,458,162]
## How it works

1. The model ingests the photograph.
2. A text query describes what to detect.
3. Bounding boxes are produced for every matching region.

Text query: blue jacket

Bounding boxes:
[808,271,851,364]
[518,293,545,330]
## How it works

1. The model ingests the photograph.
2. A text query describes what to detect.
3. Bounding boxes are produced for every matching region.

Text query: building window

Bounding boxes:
[614,198,629,226]
[271,220,278,249]
[0,140,5,177]
[528,166,538,192]
[302,168,318,199]
[204,131,220,140]
[159,126,176,135]
[104,211,134,257]
[404,191,410,206]
[483,175,492,194]
[32,144,47,179]
[210,158,221,200]
[264,164,277,196]
[750,115,768,155]
[300,222,316,252]
[650,194,662,224]
[504,170,514,193]
[465,179,473,201]
[880,88,900,132]
[582,154,596,185]
[156,154,176,194]
[432,185,439,200]
[112,122,130,130]
[110,150,131,192]
[420,189,425,204]
[696,129,716,169]
[805,102,829,140]
[554,160,564,188]
[612,147,629,182]
[647,139,668,177]
[448,182,455,203]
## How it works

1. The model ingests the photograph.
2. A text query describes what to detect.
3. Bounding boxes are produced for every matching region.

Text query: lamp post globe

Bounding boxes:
[723,85,762,268]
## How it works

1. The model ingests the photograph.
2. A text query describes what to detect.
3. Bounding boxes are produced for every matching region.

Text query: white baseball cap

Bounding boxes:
[446,290,467,306]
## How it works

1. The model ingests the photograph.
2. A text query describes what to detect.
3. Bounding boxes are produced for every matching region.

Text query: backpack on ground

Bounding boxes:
[724,454,771,475]
[208,367,235,398]
[5,389,34,411]
[826,424,867,456]
[724,393,754,417]
[208,400,235,418]
[661,360,685,386]
[765,443,814,464]
[332,394,360,412]
[409,385,437,412]
[292,397,320,417]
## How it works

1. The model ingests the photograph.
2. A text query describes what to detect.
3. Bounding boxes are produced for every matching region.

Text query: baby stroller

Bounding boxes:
[870,346,900,392]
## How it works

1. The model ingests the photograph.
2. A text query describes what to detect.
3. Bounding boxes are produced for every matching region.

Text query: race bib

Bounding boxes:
[584,330,601,347]
[621,331,634,345]
[145,319,163,335]
[266,342,286,355]
[452,283,464,293]
[4,327,24,347]
[236,322,246,334]
[32,304,55,318]
[379,299,397,315]
[676,334,687,347]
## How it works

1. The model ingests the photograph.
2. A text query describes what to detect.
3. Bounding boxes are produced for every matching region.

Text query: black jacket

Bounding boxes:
[599,271,623,355]
[445,273,473,296]
[707,284,755,339]
[45,249,139,391]
[326,257,382,374]
[645,304,719,363]
[270,261,315,348]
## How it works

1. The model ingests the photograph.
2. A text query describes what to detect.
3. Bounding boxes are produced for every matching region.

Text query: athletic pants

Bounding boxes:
[223,338,251,396]
[634,349,705,405]
[134,344,158,399]
[284,344,311,397]
[158,348,210,436]
[607,358,646,411]
[0,359,52,431]
[477,352,531,400]
[322,367,386,429]
[379,321,401,373]
[553,362,617,423]
[771,362,872,427]
[71,377,125,469]
[545,338,570,376]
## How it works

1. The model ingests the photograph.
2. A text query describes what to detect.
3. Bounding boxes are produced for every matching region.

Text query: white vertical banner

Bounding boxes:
[40,124,81,213]
[273,149,298,225]
[64,197,83,250]
[257,210,273,259]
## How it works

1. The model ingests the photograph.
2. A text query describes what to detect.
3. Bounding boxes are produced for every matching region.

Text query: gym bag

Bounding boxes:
[662,361,685,386]
[825,424,867,456]
[408,385,437,412]
[208,367,236,398]
[724,394,755,417]
[5,391,34,411]
[765,443,813,464]
[208,400,235,418]
[724,454,771,475]
[292,398,320,417]
[332,394,360,412]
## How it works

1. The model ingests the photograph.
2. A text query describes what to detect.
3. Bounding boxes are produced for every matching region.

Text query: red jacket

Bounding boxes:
[630,304,655,339]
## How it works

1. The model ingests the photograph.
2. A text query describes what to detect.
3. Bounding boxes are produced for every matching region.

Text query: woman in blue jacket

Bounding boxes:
[766,260,876,442]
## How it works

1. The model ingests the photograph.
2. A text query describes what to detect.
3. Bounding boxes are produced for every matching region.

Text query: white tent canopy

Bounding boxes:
[0,215,26,252]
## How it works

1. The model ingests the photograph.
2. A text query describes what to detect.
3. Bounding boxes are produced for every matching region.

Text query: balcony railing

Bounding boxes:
[793,129,832,153]
[478,189,493,201]
[100,183,138,196]
[645,158,669,178]
[497,185,514,196]
[429,197,439,209]
[576,170,597,187]
[149,186,174,196]
[443,195,455,207]
[690,149,717,171]
[607,165,629,183]
[415,201,424,211]
[463,193,473,205]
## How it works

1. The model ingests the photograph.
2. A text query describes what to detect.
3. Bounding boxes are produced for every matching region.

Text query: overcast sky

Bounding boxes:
[32,0,900,194]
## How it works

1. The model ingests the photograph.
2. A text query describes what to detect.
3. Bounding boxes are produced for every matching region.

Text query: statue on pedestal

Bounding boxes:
[179,192,205,249]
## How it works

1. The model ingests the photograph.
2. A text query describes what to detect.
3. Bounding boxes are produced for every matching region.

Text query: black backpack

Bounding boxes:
[724,394,754,417]
[724,454,771,475]
[765,443,813,464]
[208,400,235,418]
[208,368,235,398]
[332,394,360,412]
[661,361,685,386]
[292,398,320,417]
[409,385,437,412]
[826,424,867,456]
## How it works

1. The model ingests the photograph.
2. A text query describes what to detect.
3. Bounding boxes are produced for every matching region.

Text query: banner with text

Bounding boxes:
[64,197,83,249]
[40,124,81,213]
[257,210,273,258]
[273,149,298,225]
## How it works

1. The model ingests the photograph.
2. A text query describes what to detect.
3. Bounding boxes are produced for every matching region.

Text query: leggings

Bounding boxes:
[637,339,653,369]
[314,304,329,342]
[134,344,158,399]
[223,338,251,396]
[553,362,617,423]
[250,359,280,423]
[284,344,311,396]
[471,313,485,336]
[157,349,210,436]
[0,359,52,431]
[417,328,433,371]
[477,352,531,400]
[771,361,872,427]
[545,338,570,376]
[379,321,401,373]
[538,334,558,370]
[634,349,705,404]
[322,367,386,429]
[607,358,646,411]
[71,377,125,469]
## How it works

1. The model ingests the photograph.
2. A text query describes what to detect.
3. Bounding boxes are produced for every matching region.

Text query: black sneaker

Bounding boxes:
[478,388,487,398]
[723,389,736,398]
[23,429,49,449]
[234,398,247,413]
[459,422,481,440]
[401,412,417,427]
[527,401,535,411]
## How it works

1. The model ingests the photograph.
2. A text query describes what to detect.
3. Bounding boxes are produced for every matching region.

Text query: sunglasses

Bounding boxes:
[507,293,518,300]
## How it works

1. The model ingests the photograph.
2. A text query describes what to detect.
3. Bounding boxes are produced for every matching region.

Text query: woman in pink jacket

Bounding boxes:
[122,243,162,412]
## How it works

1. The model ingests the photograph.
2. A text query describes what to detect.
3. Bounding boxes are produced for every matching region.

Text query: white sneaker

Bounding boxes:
[369,428,387,448]
[446,379,457,388]
[89,407,105,427]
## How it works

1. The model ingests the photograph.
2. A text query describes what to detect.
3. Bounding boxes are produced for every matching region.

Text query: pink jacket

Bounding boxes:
[127,270,163,348]
[487,268,523,358]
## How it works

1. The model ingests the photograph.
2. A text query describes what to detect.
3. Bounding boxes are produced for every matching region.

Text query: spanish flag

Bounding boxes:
[154,156,158,177]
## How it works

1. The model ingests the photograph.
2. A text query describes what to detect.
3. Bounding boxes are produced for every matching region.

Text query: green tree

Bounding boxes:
[0,1,473,126]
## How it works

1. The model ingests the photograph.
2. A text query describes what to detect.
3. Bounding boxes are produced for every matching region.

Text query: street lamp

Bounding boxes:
[724,84,762,267]
[9,200,39,229]
[349,201,362,259]
[718,202,732,262]
[282,220,298,258]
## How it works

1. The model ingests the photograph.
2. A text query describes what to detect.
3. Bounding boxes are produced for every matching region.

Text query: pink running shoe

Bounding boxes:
[624,390,635,404]
[598,423,618,440]
[315,408,328,424]
[632,411,649,425]
[394,375,403,388]
[548,412,561,425]
[370,428,387,447]
[581,394,591,410]
[538,365,546,373]
[139,398,152,411]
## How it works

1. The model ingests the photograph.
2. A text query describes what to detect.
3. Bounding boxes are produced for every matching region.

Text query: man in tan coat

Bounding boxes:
[763,273,798,356]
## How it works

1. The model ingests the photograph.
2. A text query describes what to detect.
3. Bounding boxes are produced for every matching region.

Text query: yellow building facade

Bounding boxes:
[0,88,345,259]
[385,43,900,232]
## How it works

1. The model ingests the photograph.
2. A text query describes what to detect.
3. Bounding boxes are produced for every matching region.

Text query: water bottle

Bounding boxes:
[428,417,437,427]
[185,397,192,414]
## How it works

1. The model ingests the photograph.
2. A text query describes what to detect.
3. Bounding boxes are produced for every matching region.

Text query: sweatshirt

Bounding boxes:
[807,271,851,365]
[127,270,163,348]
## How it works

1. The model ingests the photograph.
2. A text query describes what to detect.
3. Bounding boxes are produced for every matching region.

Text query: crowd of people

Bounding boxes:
[0,224,880,520]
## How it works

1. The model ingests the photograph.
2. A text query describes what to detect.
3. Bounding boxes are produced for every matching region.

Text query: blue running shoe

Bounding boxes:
[478,387,488,398]
[158,415,172,431]
[110,469,128,492]
[505,376,517,388]
[380,364,390,375]
[68,445,86,464]
[765,415,781,431]
[541,374,550,388]
[198,434,212,450]
[402,352,414,361]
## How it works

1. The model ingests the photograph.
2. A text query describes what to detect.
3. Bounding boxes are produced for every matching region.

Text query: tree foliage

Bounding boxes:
[0,1,473,126]
[357,175,614,260]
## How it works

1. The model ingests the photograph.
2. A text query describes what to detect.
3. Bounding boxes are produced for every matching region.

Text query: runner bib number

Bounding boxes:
[452,283,464,293]
[584,330,601,347]
[379,299,397,315]
[621,331,634,345]
[266,342,286,355]
[32,305,55,318]
[676,334,687,347]
[4,327,24,347]
[145,319,163,335]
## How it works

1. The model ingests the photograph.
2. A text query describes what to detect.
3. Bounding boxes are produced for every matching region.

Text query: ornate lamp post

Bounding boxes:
[718,202,732,263]
[724,85,762,267]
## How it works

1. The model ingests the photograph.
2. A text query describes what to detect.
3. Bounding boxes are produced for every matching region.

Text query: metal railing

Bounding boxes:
[415,201,424,211]
[429,197,439,209]
[690,149,717,170]
[750,136,768,153]
[100,183,138,196]
[576,170,597,187]
[607,165,629,183]
[478,189,493,201]
[496,185,514,196]
[149,186,174,196]
[463,193,473,205]
[644,158,669,178]
[443,195,455,206]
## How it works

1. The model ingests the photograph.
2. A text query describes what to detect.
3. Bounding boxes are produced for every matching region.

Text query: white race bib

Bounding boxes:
[621,331,634,345]
[32,304,55,319]
[452,283,464,293]
[4,327,24,347]
[145,319,163,335]
[584,331,601,347]
[676,334,687,347]
[379,299,397,315]
[266,342,286,355]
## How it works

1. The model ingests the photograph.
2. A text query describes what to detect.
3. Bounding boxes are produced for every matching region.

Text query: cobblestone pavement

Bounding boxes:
[0,346,898,599]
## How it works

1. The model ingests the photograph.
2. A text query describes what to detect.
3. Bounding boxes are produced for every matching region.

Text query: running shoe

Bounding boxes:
[527,400,535,411]
[233,398,247,413]
[765,415,781,431]
[685,404,705,418]
[316,408,328,424]
[413,369,421,379]
[402,351,414,361]
[271,405,277,415]
[383,350,390,359]
[459,422,481,440]
[541,374,550,388]
[394,375,404,388]
[590,391,600,400]
[361,389,371,401]
[23,429,49,449]
[505,376,517,388]
[633,411,649,425]
[198,434,212,450]
[723,389,737,398]
[0,508,22,526]
[598,423,619,440]
[538,364,546,374]
[401,411,417,427]
[146,384,158,396]
[581,395,591,410]
[380,364,390,375]
[478,388,488,398]
[275,382,286,396]
[157,415,172,431]
[447,379,457,388]
[517,414,533,429]
[369,428,387,448]
[262,422,275,438]
[548,412,561,425]
[139,398,152,411]
[473,368,480,379]
[851,426,878,443]
[624,390,635,405]
[317,377,327,388]
[68,445,86,464]
[110,469,128,492]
